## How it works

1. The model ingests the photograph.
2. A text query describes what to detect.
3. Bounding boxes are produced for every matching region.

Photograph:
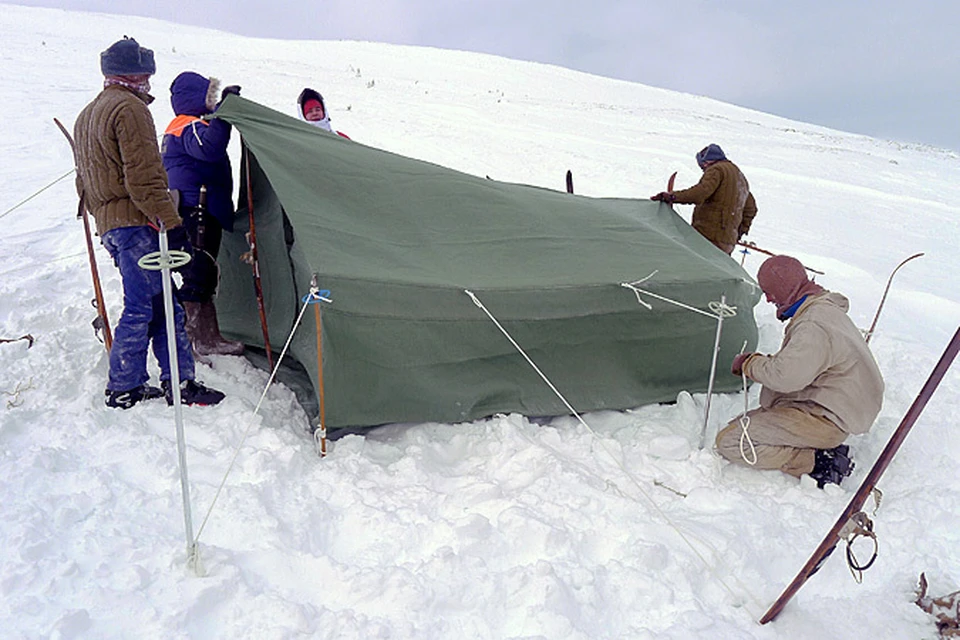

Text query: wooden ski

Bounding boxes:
[760,326,960,624]
[53,117,113,352]
[864,253,924,344]
[666,171,677,194]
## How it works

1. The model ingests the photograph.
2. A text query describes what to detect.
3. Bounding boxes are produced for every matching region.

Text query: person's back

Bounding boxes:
[75,81,179,236]
[654,144,757,254]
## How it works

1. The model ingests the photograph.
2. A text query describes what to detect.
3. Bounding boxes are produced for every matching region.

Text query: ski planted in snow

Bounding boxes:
[864,253,924,344]
[53,117,113,352]
[565,170,574,194]
[760,326,960,624]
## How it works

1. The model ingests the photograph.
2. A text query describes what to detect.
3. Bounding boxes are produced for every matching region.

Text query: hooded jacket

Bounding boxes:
[161,72,235,230]
[671,159,757,253]
[297,87,350,139]
[742,291,884,435]
[73,84,181,235]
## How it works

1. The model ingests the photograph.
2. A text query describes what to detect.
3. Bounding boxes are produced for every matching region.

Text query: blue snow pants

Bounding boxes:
[101,226,195,391]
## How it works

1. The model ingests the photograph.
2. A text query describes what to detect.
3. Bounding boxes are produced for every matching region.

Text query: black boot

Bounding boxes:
[162,379,225,406]
[810,444,855,489]
[105,384,164,409]
[183,300,244,357]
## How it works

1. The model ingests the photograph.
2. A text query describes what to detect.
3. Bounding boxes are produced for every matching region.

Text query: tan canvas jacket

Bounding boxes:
[743,291,885,435]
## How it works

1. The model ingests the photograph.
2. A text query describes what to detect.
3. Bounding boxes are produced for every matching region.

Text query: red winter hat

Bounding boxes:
[757,255,824,319]
[302,98,323,114]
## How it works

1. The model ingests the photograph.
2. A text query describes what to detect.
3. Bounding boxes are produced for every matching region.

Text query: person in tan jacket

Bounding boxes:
[652,144,757,254]
[74,36,223,409]
[715,255,884,488]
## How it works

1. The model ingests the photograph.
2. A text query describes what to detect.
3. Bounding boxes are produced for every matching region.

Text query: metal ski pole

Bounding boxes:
[138,223,200,572]
[700,294,727,449]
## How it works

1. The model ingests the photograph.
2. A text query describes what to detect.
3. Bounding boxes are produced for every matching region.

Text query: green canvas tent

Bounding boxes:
[212,96,761,429]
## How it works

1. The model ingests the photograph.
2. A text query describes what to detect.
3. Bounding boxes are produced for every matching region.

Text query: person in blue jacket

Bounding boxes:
[162,71,244,356]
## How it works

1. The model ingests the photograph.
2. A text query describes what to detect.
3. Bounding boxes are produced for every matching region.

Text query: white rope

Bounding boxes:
[621,273,738,321]
[193,294,313,543]
[735,341,757,465]
[464,289,765,618]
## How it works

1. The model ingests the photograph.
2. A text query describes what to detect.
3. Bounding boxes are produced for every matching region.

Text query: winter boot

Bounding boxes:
[162,379,225,407]
[105,384,164,409]
[183,300,244,357]
[810,444,855,489]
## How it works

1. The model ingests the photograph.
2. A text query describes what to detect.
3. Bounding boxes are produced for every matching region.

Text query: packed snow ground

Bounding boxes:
[1,5,959,639]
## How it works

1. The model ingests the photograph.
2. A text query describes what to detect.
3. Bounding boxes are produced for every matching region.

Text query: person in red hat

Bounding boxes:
[297,88,350,139]
[716,254,884,488]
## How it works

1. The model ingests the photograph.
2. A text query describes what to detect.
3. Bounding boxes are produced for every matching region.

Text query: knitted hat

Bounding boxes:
[757,255,824,319]
[695,143,727,168]
[100,36,155,76]
[302,98,323,115]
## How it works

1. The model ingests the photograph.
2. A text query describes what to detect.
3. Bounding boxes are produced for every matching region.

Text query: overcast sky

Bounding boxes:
[15,0,960,152]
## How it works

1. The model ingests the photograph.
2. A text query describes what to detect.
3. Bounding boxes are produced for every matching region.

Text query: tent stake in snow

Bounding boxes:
[242,142,274,371]
[305,274,332,457]
[759,326,960,624]
[137,225,201,572]
[54,117,113,351]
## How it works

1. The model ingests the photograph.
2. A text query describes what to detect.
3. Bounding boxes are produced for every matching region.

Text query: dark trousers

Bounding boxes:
[178,207,223,303]
[101,226,195,391]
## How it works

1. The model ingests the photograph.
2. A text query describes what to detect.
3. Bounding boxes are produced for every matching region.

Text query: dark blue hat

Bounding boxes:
[100,36,156,76]
[695,144,726,168]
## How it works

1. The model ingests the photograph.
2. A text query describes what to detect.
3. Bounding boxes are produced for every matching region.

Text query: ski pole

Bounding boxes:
[736,241,824,275]
[305,274,332,457]
[137,224,199,572]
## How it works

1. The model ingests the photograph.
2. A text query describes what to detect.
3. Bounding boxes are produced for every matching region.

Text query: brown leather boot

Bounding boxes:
[184,300,245,356]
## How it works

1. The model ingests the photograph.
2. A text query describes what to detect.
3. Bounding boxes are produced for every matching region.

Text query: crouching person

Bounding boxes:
[162,71,244,356]
[74,37,225,408]
[716,255,884,488]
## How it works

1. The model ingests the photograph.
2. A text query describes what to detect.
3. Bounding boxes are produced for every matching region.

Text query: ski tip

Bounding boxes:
[667,171,677,193]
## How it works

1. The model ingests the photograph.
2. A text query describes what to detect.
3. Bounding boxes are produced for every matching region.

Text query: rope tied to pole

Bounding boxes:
[464,288,765,617]
[302,276,332,457]
[193,291,315,545]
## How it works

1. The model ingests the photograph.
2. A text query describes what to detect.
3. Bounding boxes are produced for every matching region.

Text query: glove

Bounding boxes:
[166,225,193,256]
[731,352,755,376]
[651,191,675,203]
[220,85,241,101]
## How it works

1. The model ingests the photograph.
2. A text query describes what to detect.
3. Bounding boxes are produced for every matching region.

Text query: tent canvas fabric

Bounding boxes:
[212,96,761,429]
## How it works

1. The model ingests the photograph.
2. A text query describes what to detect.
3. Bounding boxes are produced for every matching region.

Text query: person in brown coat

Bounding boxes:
[73,36,224,409]
[715,255,884,488]
[652,144,757,254]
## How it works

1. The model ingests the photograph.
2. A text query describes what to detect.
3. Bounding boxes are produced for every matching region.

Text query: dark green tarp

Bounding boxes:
[213,96,760,429]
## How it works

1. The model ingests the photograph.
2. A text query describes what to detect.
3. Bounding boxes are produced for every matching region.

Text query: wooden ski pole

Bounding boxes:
[243,142,274,371]
[759,326,960,624]
[736,241,824,275]
[309,274,328,457]
[54,118,113,352]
